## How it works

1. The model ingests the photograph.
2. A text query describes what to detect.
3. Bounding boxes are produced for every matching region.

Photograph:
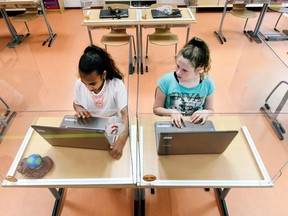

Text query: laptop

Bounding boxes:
[151,9,182,19]
[60,115,109,132]
[99,8,129,19]
[31,125,115,150]
[155,120,238,155]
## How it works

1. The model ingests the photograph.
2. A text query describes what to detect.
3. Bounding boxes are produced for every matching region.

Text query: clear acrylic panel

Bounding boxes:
[136,37,288,187]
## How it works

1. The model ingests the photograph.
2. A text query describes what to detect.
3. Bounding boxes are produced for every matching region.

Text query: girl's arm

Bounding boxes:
[108,105,129,159]
[153,87,184,127]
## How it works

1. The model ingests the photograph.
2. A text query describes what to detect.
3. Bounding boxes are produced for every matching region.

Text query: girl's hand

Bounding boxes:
[74,105,92,118]
[190,110,210,124]
[171,111,185,128]
[108,139,125,160]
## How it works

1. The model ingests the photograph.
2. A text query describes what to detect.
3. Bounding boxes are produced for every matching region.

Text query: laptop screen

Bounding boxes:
[99,8,129,19]
[151,9,182,19]
[155,121,238,155]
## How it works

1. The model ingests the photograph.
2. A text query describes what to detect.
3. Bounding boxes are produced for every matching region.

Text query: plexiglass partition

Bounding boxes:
[0,42,137,187]
[136,37,288,187]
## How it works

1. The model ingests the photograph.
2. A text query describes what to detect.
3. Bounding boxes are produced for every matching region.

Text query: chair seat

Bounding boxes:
[101,35,130,46]
[230,9,257,19]
[12,9,39,22]
[149,34,179,46]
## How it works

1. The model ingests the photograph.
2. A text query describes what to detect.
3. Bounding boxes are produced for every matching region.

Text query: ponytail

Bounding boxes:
[79,45,123,80]
[178,37,211,73]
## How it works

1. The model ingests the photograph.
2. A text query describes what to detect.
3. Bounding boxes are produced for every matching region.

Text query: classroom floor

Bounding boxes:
[1,8,288,216]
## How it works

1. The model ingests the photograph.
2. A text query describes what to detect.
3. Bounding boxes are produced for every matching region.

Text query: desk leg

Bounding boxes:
[40,2,57,47]
[213,0,228,44]
[139,26,143,74]
[0,9,26,48]
[216,188,230,216]
[49,188,65,216]
[246,3,268,43]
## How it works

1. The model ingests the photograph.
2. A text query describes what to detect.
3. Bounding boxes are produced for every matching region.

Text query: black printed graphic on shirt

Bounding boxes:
[169,93,204,116]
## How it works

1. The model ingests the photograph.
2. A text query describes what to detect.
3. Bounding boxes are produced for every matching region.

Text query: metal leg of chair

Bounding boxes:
[105,45,107,51]
[24,22,30,38]
[243,19,253,42]
[274,13,283,32]
[145,35,149,72]
[175,44,178,56]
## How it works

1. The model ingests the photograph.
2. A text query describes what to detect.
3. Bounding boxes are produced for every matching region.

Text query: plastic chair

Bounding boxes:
[230,3,257,32]
[145,3,179,72]
[100,4,136,74]
[11,7,39,38]
[269,4,288,32]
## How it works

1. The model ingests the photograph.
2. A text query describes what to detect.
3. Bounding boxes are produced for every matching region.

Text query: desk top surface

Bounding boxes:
[2,117,136,187]
[138,115,271,187]
[82,8,195,26]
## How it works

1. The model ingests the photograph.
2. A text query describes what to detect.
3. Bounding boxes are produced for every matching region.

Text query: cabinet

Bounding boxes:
[43,0,65,13]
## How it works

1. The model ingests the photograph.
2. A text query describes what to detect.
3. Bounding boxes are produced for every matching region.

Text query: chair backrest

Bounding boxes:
[150,3,178,9]
[232,3,246,11]
[103,3,130,9]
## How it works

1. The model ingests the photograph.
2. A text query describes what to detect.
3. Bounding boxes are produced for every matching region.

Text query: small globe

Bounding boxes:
[26,154,43,169]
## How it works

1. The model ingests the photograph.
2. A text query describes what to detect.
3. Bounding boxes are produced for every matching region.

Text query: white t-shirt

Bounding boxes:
[73,78,127,117]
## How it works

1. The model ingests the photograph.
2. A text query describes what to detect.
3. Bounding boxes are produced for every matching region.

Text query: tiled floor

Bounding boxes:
[1,8,288,216]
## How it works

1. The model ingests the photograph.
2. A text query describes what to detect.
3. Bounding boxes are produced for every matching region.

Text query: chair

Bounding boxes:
[145,3,179,72]
[230,3,257,33]
[11,7,39,38]
[100,4,136,74]
[214,2,257,44]
[269,4,288,33]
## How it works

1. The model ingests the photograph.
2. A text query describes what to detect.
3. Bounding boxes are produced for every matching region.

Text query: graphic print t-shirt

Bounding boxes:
[158,72,216,116]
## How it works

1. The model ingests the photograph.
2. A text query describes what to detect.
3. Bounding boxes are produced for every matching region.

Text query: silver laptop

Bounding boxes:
[31,125,115,150]
[60,115,109,132]
[155,121,238,155]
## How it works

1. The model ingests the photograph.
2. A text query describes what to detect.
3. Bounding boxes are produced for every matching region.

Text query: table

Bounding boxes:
[137,115,272,216]
[81,8,196,74]
[2,116,137,216]
[0,0,56,47]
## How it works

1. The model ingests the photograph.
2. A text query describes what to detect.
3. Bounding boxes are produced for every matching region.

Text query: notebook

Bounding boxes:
[31,125,115,150]
[99,8,129,19]
[151,9,182,19]
[155,120,238,155]
[60,115,109,132]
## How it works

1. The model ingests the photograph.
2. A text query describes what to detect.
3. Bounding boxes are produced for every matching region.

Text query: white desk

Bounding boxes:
[137,115,272,216]
[2,116,137,215]
[82,8,196,74]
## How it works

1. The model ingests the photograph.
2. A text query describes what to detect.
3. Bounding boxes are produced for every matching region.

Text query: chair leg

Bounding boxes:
[145,35,149,72]
[175,44,178,56]
[24,22,30,38]
[243,18,249,31]
[104,45,107,51]
[274,13,283,32]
